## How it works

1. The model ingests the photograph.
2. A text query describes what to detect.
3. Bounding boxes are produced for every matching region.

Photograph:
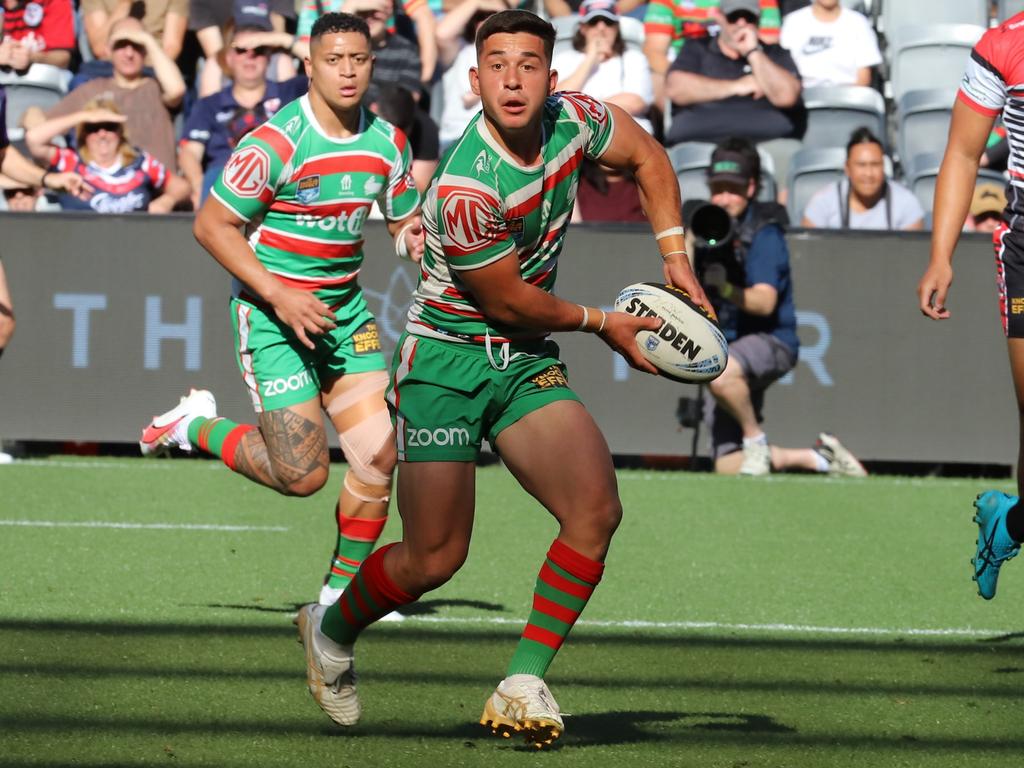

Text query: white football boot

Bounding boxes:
[139,389,217,456]
[738,440,771,476]
[480,674,564,748]
[815,432,867,477]
[296,603,361,726]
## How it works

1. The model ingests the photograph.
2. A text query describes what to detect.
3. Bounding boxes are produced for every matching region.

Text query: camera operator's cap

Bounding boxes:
[970,182,1006,217]
[580,0,619,24]
[707,148,755,187]
[719,0,761,19]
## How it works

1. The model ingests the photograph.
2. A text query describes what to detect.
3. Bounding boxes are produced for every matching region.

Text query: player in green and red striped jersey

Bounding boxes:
[295,9,713,746]
[139,13,423,614]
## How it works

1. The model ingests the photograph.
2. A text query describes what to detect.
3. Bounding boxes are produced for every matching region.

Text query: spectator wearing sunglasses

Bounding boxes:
[665,0,803,181]
[190,0,298,98]
[21,17,185,170]
[553,0,653,133]
[24,97,191,213]
[179,24,307,207]
[81,0,189,63]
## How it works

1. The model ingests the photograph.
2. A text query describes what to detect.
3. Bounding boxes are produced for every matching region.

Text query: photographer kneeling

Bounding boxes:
[693,137,865,477]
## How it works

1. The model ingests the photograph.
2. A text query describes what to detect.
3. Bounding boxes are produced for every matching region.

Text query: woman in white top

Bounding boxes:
[435,0,512,149]
[551,0,654,134]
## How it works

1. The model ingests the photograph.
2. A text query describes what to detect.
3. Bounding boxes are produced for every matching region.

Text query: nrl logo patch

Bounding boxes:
[296,175,320,204]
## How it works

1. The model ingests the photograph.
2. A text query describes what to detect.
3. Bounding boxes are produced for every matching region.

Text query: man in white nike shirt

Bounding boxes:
[779,0,880,88]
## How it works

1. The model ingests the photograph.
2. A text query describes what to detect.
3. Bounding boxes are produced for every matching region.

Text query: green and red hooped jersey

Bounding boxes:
[407,91,614,344]
[644,0,781,59]
[211,95,419,308]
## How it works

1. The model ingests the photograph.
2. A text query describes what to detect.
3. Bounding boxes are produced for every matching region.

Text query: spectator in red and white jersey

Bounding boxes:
[0,0,74,71]
[918,12,1024,601]
[24,98,190,213]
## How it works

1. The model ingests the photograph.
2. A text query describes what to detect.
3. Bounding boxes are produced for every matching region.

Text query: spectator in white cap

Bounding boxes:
[552,0,654,133]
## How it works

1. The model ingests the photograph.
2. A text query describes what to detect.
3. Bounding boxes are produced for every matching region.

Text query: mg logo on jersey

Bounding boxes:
[406,426,471,448]
[224,146,270,198]
[442,190,494,250]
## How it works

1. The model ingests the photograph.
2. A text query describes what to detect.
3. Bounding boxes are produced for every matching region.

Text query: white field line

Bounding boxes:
[6,460,224,470]
[404,615,1013,639]
[0,519,288,532]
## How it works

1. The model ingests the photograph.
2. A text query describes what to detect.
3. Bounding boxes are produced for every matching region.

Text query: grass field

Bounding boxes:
[3,457,1024,767]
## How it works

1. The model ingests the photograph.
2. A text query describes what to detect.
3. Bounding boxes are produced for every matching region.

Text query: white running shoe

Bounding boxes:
[739,440,771,476]
[815,432,867,477]
[480,674,564,748]
[139,389,217,456]
[317,583,404,621]
[296,603,361,726]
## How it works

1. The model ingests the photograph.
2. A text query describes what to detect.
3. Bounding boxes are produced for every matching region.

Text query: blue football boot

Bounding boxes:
[972,491,1021,600]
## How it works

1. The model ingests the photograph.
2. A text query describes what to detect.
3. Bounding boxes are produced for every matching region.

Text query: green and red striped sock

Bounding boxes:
[506,539,605,678]
[186,417,255,471]
[320,543,417,646]
[325,509,388,589]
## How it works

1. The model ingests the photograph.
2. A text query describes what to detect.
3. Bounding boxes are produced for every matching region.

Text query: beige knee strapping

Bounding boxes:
[344,469,391,503]
[325,370,389,420]
[337,408,394,500]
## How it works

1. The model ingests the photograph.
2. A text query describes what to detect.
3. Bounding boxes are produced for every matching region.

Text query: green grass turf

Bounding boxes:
[2,458,1024,767]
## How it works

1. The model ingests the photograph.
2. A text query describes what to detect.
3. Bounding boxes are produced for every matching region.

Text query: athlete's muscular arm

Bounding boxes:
[597,102,714,317]
[918,100,994,320]
[193,197,338,349]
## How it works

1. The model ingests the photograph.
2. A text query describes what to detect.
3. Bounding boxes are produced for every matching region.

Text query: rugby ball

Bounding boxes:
[613,283,728,383]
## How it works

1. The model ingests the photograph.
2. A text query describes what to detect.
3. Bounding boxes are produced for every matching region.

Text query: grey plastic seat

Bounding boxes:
[905,151,1006,215]
[888,24,985,102]
[0,65,67,133]
[801,86,886,150]
[896,88,957,167]
[998,0,1024,21]
[881,0,988,38]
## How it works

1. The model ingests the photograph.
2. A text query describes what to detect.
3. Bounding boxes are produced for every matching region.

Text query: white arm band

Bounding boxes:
[394,220,418,261]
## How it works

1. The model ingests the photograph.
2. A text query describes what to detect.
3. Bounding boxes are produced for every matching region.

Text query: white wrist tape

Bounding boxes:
[394,220,417,260]
[655,226,686,240]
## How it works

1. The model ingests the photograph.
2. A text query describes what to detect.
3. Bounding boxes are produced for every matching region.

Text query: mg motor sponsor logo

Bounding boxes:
[441,189,494,250]
[261,370,313,397]
[406,426,471,447]
[296,207,368,235]
[224,145,270,197]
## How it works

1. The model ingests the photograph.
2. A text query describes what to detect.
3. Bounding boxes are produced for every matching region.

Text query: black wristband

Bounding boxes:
[745,45,764,60]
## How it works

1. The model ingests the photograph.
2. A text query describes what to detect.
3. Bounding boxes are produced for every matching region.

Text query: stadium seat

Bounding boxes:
[670,141,777,204]
[888,24,985,103]
[904,152,1006,215]
[895,88,956,167]
[998,0,1024,21]
[0,65,68,134]
[801,86,886,150]
[880,0,988,38]
[786,146,895,223]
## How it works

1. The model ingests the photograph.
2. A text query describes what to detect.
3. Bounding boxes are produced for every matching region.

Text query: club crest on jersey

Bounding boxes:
[364,177,383,197]
[223,145,270,198]
[23,2,44,26]
[296,175,320,204]
[473,150,491,176]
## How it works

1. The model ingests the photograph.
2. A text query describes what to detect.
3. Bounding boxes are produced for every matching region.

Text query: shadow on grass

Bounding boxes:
[186,598,505,617]
[3,710,1024,753]
[1,618,1021,655]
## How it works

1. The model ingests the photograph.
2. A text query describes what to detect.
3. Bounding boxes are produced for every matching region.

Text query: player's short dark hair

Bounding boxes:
[310,12,371,46]
[846,126,885,156]
[475,10,555,63]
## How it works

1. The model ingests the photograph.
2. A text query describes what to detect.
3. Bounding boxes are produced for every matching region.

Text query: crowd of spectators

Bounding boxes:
[0,0,1012,231]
